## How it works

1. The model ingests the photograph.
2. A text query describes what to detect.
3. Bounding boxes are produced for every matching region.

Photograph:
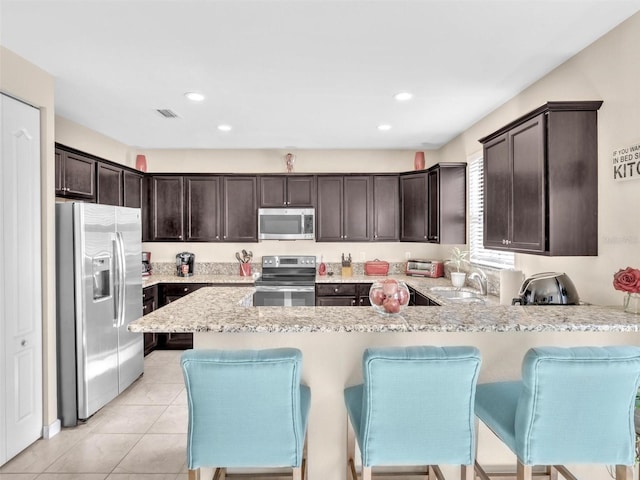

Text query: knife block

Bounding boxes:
[341,266,352,278]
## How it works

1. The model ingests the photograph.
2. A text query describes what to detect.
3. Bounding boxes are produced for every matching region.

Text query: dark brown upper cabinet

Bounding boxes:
[55,148,96,200]
[123,170,143,208]
[317,175,371,242]
[185,176,221,242]
[372,175,399,241]
[222,176,258,242]
[149,176,185,241]
[97,163,123,206]
[400,164,466,244]
[259,175,315,207]
[400,173,428,242]
[479,101,602,256]
[427,164,466,244]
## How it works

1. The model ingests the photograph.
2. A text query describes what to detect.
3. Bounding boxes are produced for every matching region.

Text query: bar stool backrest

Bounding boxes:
[515,346,640,465]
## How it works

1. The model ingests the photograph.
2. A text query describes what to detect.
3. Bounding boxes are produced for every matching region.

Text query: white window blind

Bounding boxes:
[468,156,515,269]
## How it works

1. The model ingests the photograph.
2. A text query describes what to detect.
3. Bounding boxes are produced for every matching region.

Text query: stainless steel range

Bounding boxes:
[253,255,316,306]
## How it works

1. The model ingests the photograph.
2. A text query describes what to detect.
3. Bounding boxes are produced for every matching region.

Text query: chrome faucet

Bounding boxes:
[468,268,488,295]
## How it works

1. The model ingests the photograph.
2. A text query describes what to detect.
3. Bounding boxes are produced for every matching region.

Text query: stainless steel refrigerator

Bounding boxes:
[56,203,144,427]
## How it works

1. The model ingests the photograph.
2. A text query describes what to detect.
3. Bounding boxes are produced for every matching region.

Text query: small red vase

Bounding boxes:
[414,151,425,170]
[135,154,147,172]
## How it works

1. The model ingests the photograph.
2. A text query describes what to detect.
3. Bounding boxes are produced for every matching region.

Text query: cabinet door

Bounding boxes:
[426,169,439,242]
[372,175,399,241]
[483,134,511,249]
[151,176,184,241]
[287,176,315,206]
[259,176,287,207]
[185,176,221,241]
[316,296,356,306]
[222,176,257,242]
[55,148,64,194]
[123,171,143,208]
[343,176,371,241]
[97,163,123,206]
[510,115,545,252]
[437,165,467,245]
[63,152,96,199]
[400,173,427,241]
[316,176,344,241]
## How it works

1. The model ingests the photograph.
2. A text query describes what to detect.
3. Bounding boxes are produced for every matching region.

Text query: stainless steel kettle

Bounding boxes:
[512,272,580,305]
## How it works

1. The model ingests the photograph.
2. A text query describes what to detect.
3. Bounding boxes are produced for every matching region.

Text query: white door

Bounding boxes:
[0,93,43,465]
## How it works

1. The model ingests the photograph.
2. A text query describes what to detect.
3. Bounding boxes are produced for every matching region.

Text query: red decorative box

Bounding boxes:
[364,260,389,276]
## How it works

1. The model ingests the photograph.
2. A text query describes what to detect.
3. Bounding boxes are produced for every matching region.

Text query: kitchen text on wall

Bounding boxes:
[612,143,640,181]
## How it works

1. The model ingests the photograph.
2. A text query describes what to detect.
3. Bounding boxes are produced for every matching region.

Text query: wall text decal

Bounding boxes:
[612,143,640,181]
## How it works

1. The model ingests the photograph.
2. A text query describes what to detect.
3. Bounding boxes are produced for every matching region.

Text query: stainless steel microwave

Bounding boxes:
[258,208,315,240]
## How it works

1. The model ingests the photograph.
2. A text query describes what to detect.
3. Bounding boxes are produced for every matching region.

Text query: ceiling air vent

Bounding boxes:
[156,109,180,119]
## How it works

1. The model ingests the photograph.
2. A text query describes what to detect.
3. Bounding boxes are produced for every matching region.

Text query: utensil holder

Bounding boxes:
[341,266,352,277]
[240,263,252,277]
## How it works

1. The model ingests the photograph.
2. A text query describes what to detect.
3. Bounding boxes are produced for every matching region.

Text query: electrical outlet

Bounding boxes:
[405,252,411,260]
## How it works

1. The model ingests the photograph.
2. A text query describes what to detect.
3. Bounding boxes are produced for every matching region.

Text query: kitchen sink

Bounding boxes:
[429,287,486,304]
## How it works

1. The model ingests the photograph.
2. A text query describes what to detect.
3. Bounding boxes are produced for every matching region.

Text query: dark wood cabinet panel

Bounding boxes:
[260,176,287,207]
[317,176,370,241]
[316,176,344,241]
[480,101,601,256]
[483,134,511,249]
[55,149,96,200]
[260,175,315,207]
[123,170,143,208]
[142,285,158,356]
[408,286,439,306]
[97,163,123,206]
[510,115,545,252]
[185,176,221,242]
[222,176,258,242]
[343,176,371,241]
[373,175,399,241]
[432,164,466,245]
[400,173,427,241]
[150,176,185,241]
[286,176,315,206]
[315,282,371,306]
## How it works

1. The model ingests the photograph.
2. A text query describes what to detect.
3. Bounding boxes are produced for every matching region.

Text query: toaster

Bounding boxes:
[511,272,580,305]
[405,259,444,278]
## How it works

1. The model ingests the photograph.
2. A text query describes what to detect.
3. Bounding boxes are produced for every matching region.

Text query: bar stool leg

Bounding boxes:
[616,465,633,480]
[362,465,372,480]
[461,464,474,480]
[517,461,532,480]
[188,469,200,480]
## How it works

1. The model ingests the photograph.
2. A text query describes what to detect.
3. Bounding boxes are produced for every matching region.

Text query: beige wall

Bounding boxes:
[55,115,135,168]
[436,11,640,306]
[0,46,57,428]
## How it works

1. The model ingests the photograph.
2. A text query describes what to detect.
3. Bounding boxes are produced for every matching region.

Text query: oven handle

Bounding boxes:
[255,285,315,293]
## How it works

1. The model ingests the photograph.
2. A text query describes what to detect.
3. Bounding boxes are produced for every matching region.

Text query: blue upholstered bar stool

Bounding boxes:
[475,346,640,480]
[181,348,311,480]
[344,346,482,480]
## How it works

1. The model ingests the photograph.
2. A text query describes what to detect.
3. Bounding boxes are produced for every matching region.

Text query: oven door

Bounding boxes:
[253,285,316,307]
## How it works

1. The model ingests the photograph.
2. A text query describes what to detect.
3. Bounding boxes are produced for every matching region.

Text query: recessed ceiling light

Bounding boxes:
[394,92,413,101]
[185,92,205,102]
[377,124,392,131]
[217,124,232,132]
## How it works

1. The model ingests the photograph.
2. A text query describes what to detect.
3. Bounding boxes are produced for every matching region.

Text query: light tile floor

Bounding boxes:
[0,350,190,480]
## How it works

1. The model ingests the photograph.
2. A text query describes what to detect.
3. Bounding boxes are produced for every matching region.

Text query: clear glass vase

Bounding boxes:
[623,293,640,314]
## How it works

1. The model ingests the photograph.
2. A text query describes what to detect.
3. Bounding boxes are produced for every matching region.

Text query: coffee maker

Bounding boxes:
[176,252,195,277]
[142,251,152,276]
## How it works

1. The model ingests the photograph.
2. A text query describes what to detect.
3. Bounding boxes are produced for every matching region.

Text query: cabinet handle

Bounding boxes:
[351,299,356,306]
[359,298,364,305]
[183,287,189,292]
[334,288,339,293]
[21,340,27,347]
[178,235,182,239]
[216,235,219,239]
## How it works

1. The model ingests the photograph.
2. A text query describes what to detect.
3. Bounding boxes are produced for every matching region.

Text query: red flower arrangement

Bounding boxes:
[613,267,640,294]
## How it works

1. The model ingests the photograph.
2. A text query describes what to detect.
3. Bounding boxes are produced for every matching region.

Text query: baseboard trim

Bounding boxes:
[42,419,61,439]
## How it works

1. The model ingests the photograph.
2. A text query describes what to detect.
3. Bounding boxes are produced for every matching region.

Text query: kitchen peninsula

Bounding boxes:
[129,276,640,480]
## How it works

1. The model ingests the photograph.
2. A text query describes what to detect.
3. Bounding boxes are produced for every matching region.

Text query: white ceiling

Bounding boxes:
[2,0,640,150]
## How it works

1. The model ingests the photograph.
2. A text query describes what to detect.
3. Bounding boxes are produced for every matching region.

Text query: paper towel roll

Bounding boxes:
[500,269,524,305]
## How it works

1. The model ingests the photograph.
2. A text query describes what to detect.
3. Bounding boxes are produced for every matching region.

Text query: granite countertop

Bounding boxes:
[130,274,640,334]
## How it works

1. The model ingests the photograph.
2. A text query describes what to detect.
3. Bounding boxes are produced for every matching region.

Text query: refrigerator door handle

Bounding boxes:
[112,238,119,327]
[114,232,127,328]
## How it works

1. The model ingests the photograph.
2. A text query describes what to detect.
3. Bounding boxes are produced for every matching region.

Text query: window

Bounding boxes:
[468,156,515,269]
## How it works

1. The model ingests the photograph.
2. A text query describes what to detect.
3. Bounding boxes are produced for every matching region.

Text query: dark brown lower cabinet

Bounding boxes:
[408,286,440,306]
[142,285,158,356]
[315,283,372,306]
